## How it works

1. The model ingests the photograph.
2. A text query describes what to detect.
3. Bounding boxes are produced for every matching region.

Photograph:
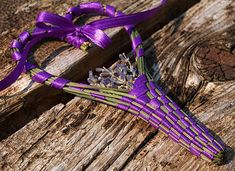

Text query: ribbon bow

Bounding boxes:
[36,12,112,49]
[0,0,167,91]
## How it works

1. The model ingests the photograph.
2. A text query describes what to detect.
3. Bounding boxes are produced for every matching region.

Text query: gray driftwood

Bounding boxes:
[0,0,234,171]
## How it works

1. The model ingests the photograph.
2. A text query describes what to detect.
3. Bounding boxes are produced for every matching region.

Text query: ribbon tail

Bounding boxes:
[36,12,77,40]
[0,56,26,91]
[36,11,75,29]
[89,0,167,30]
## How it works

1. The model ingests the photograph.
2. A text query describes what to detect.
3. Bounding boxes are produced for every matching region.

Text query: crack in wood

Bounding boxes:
[119,130,158,171]
[16,130,50,164]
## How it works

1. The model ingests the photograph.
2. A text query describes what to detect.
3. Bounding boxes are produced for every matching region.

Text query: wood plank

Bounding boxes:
[0,97,155,171]
[0,0,234,171]
[0,0,199,122]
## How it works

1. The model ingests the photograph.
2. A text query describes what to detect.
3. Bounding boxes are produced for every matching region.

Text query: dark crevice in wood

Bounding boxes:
[186,81,205,107]
[16,130,50,164]
[119,130,158,171]
[80,139,115,171]
[79,113,129,171]
[0,89,73,140]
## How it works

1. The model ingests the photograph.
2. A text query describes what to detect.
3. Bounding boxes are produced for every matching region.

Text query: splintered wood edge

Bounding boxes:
[0,0,234,170]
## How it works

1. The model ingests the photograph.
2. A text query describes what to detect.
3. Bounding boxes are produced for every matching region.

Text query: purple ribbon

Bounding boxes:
[0,0,167,91]
[36,11,112,49]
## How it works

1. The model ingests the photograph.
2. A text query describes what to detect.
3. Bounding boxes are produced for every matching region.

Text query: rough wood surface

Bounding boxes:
[0,0,235,171]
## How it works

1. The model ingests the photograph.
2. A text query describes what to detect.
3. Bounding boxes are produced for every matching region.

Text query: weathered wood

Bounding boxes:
[0,0,235,171]
[0,98,154,171]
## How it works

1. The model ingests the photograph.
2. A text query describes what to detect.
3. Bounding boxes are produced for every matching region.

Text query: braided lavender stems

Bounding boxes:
[10,2,225,164]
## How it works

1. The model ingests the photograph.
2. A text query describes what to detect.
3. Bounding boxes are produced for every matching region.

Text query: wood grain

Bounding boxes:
[0,0,234,171]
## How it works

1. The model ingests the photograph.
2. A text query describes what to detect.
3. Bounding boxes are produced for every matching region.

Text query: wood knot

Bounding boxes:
[192,41,235,82]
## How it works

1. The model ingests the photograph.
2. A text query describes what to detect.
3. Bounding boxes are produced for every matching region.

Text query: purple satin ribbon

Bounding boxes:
[0,0,167,91]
